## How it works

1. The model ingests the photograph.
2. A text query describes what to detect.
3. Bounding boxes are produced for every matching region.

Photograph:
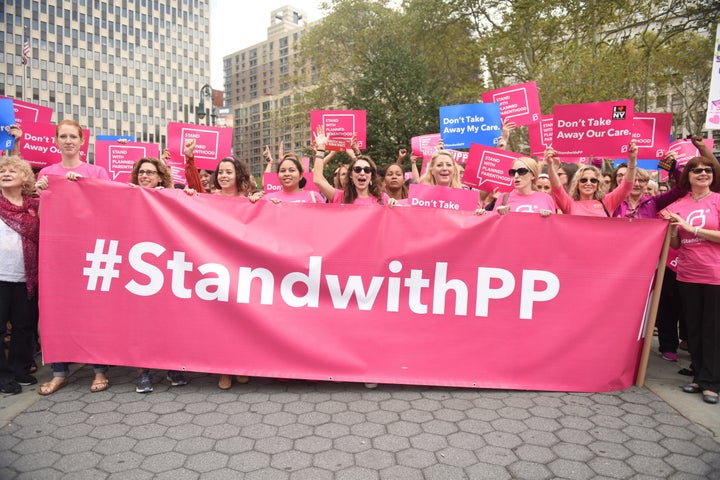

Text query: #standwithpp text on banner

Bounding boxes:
[39,179,667,392]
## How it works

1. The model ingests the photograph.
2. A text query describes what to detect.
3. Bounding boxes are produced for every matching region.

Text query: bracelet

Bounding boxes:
[314,153,324,158]
[694,227,700,236]
[316,149,326,153]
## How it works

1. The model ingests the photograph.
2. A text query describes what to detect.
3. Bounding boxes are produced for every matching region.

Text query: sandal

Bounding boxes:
[38,378,68,396]
[90,377,110,393]
[218,374,232,390]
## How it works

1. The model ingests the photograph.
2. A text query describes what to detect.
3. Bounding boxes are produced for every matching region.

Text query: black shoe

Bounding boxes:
[15,374,37,386]
[703,392,719,404]
[0,381,22,395]
[682,383,701,393]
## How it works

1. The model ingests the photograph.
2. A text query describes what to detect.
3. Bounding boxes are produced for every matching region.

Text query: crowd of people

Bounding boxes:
[1,119,719,404]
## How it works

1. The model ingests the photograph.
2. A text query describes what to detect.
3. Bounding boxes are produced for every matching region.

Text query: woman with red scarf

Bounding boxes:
[0,156,39,394]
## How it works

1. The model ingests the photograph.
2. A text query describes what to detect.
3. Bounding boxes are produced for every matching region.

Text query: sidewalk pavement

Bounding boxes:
[1,338,719,480]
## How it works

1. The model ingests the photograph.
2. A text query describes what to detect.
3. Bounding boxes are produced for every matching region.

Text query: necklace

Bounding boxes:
[691,191,712,202]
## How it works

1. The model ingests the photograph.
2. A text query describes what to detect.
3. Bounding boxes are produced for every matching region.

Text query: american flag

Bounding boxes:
[22,39,29,65]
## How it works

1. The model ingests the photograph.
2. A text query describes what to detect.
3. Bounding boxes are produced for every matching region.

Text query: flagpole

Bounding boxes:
[22,28,27,102]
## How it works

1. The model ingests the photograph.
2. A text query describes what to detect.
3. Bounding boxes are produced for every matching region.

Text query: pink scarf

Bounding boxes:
[0,194,40,297]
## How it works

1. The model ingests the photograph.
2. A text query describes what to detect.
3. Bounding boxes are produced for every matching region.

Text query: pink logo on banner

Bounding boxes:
[553,100,634,157]
[464,144,522,193]
[632,113,672,159]
[411,133,441,158]
[18,123,89,168]
[166,122,233,182]
[1,96,53,127]
[311,110,367,150]
[528,115,554,156]
[94,141,161,183]
[481,81,541,126]
[39,180,668,392]
[408,183,478,211]
[669,138,715,168]
[263,172,319,194]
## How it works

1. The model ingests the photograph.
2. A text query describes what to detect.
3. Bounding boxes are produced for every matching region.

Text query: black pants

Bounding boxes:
[657,269,687,353]
[678,281,720,392]
[0,281,38,384]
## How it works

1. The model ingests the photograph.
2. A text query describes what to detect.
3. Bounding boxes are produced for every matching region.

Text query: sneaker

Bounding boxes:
[661,352,678,362]
[679,340,689,351]
[166,371,188,387]
[364,383,378,389]
[15,374,38,386]
[135,373,153,393]
[0,380,21,395]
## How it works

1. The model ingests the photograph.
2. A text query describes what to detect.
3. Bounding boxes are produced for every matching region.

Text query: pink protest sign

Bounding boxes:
[411,133,442,158]
[18,123,90,168]
[633,113,672,159]
[94,141,161,183]
[1,96,53,127]
[262,172,319,194]
[481,81,541,126]
[311,110,367,150]
[166,122,233,172]
[528,115,554,156]
[408,183,479,211]
[669,138,715,168]
[463,144,522,193]
[553,100,634,157]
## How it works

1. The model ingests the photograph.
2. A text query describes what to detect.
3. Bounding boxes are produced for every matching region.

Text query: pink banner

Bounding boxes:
[463,144,523,193]
[18,123,90,168]
[39,179,667,392]
[669,138,715,168]
[311,110,367,150]
[407,183,478,211]
[633,113,672,159]
[553,100,634,157]
[94,141,161,183]
[1,96,53,127]
[481,81,541,126]
[262,172,319,194]
[166,122,233,180]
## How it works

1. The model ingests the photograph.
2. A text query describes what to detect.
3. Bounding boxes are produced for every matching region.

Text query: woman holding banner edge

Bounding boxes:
[33,119,112,395]
[664,150,720,404]
[545,141,637,216]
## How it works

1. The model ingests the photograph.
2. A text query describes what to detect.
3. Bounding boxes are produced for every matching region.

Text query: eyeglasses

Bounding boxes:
[138,170,158,176]
[690,167,713,175]
[579,178,599,184]
[508,168,531,177]
[353,166,372,174]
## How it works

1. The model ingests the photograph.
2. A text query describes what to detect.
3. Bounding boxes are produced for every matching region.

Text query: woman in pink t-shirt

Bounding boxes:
[664,155,720,404]
[263,154,320,204]
[312,126,393,206]
[545,142,637,217]
[476,156,556,216]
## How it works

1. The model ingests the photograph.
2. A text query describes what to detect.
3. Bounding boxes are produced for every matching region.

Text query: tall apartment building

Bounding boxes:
[0,0,211,149]
[223,5,315,178]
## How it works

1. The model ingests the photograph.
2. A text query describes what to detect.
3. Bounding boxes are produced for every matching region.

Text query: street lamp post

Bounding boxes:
[196,84,214,125]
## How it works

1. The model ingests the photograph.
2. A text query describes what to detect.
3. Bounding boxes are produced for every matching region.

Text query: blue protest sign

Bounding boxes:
[439,103,502,149]
[0,98,17,150]
[97,135,136,142]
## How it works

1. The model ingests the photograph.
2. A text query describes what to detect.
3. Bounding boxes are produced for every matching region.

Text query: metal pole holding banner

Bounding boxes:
[635,225,673,387]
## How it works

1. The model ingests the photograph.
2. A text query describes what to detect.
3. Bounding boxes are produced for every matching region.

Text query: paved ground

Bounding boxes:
[1,339,719,480]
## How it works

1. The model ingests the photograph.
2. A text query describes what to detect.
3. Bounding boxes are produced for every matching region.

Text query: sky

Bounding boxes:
[209,1,327,89]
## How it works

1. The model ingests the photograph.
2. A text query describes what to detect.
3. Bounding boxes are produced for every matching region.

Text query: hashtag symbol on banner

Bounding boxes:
[83,239,122,291]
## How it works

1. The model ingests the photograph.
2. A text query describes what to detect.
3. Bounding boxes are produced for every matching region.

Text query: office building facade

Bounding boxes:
[223,5,315,178]
[0,0,211,148]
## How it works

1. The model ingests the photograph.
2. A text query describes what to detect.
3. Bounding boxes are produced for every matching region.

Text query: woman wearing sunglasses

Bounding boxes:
[480,157,556,216]
[663,155,720,404]
[545,142,637,216]
[312,126,391,205]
